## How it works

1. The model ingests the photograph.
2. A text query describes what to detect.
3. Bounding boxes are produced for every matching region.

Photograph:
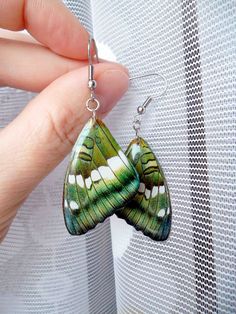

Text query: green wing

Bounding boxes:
[116,137,172,241]
[63,118,140,235]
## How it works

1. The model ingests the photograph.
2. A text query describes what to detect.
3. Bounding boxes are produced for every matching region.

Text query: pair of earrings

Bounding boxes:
[62,38,171,241]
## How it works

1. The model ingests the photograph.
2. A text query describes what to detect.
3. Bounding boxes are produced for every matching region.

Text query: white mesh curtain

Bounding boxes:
[0,1,235,313]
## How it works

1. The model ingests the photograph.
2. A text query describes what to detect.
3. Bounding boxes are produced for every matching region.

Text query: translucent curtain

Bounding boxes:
[91,0,236,313]
[0,1,116,313]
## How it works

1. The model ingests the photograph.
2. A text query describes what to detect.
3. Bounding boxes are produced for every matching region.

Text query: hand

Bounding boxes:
[0,0,129,241]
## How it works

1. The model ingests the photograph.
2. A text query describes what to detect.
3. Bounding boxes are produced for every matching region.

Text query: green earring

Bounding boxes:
[62,38,140,235]
[116,88,172,241]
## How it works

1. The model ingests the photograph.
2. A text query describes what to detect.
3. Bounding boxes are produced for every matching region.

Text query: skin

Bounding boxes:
[0,0,130,242]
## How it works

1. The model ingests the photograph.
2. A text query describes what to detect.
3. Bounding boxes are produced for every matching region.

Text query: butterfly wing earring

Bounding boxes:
[62,37,140,235]
[116,74,172,241]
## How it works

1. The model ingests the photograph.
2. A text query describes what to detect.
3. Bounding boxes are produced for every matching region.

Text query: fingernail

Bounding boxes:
[96,69,129,115]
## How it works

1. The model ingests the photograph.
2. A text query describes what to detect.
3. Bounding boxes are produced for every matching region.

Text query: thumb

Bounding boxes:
[0,62,129,239]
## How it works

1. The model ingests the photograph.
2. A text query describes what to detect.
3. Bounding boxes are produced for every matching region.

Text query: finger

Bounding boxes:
[0,63,129,239]
[0,0,89,59]
[0,37,123,92]
[0,37,85,92]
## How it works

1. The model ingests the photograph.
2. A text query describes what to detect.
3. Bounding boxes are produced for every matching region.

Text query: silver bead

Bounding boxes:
[137,106,145,114]
[88,79,97,90]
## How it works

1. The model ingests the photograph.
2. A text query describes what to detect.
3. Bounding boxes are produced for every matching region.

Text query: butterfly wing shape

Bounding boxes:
[63,118,140,235]
[116,137,172,241]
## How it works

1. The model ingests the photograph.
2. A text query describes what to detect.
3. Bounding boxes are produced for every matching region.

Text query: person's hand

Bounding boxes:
[0,0,129,241]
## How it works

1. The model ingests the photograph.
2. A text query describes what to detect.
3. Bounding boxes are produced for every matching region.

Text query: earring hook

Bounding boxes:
[88,37,99,93]
[88,36,99,65]
[86,36,100,120]
[129,72,167,111]
[129,72,168,138]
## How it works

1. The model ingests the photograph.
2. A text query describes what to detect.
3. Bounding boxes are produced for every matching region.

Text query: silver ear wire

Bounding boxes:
[88,37,99,65]
[129,72,168,138]
[129,73,167,101]
[87,37,99,93]
[86,36,100,119]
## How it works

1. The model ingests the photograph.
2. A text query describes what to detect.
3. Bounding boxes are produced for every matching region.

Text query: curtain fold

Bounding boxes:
[92,0,236,313]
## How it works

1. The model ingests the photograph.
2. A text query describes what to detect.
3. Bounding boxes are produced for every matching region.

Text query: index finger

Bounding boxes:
[0,0,90,60]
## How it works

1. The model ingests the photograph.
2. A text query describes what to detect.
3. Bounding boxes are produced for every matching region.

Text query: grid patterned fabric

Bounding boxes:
[0,1,116,313]
[92,0,236,313]
[0,1,235,314]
